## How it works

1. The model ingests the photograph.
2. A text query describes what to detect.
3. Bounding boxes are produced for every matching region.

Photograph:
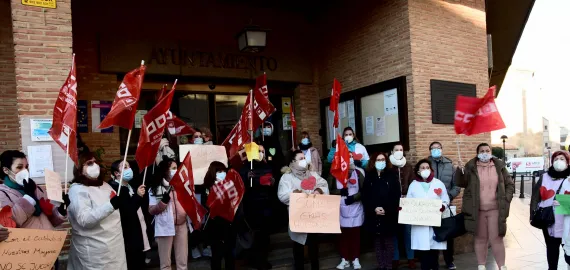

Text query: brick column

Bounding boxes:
[10,0,73,119]
[294,84,322,154]
[0,0,19,151]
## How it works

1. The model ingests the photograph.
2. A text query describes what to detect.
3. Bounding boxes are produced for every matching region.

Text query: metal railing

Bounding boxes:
[512,171,538,199]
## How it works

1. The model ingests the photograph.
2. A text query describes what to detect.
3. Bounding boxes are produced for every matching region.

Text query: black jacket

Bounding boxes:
[261,135,285,179]
[240,161,273,228]
[362,169,401,235]
[109,181,144,255]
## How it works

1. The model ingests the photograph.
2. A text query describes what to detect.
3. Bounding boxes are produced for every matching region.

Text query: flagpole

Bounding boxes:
[248,89,253,187]
[455,135,464,174]
[64,139,70,194]
[142,167,148,185]
[117,129,132,196]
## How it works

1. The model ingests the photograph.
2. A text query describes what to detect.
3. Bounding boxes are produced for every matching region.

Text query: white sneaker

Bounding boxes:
[478,266,486,270]
[202,246,212,257]
[352,258,362,269]
[336,258,349,270]
[191,248,202,259]
[500,266,507,270]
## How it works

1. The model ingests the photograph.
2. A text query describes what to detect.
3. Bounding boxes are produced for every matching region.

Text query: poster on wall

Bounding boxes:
[77,100,88,133]
[282,97,292,114]
[27,145,54,178]
[91,101,113,133]
[282,114,291,130]
[384,88,398,116]
[30,119,53,142]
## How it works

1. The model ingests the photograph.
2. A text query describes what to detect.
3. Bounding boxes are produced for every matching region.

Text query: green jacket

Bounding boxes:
[455,157,514,237]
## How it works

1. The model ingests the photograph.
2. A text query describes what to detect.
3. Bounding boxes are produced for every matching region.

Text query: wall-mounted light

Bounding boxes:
[236,25,269,53]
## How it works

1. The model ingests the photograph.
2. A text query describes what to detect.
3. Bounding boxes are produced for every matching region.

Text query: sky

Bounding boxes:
[491,0,570,143]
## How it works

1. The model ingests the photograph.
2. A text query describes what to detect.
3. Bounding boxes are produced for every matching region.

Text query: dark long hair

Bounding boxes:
[367,152,389,172]
[288,150,304,165]
[343,127,360,143]
[203,161,227,190]
[149,158,177,195]
[414,159,433,176]
[72,152,105,186]
[0,150,27,179]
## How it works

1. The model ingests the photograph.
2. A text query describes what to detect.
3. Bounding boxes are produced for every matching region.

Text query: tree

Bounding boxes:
[492,147,505,159]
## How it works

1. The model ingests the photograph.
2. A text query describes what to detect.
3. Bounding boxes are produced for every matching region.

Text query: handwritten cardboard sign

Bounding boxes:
[44,169,63,203]
[178,145,228,185]
[398,198,443,227]
[0,228,67,269]
[289,193,341,233]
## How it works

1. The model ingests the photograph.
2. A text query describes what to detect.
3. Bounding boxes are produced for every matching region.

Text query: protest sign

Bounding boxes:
[555,194,570,215]
[178,145,227,185]
[398,198,443,227]
[289,193,341,233]
[44,169,63,203]
[0,228,67,269]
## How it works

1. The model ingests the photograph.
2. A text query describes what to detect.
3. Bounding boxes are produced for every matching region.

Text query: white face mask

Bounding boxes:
[420,169,431,179]
[477,153,492,163]
[258,152,264,160]
[554,160,568,172]
[393,151,404,160]
[344,135,354,143]
[297,159,307,168]
[12,169,29,186]
[86,164,100,179]
[169,169,177,179]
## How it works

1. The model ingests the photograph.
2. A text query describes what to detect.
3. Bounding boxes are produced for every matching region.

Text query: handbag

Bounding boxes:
[531,179,565,229]
[433,204,466,242]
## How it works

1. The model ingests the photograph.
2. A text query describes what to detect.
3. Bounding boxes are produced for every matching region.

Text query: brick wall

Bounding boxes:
[294,84,322,154]
[0,0,19,152]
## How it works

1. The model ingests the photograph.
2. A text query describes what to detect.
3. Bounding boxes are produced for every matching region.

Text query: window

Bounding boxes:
[324,100,356,148]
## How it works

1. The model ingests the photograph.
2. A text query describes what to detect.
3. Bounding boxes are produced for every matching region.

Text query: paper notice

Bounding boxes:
[398,198,443,227]
[376,116,386,137]
[289,193,341,233]
[365,116,374,135]
[384,88,398,115]
[347,100,355,118]
[339,102,346,119]
[135,110,148,129]
[348,118,356,130]
[44,169,63,203]
[0,228,67,268]
[27,145,54,178]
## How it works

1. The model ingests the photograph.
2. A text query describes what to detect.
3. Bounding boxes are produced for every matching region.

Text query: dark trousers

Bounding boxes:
[375,234,395,269]
[293,234,319,270]
[417,250,439,270]
[443,238,454,265]
[250,227,271,267]
[339,227,361,261]
[125,248,144,270]
[211,232,236,270]
[543,229,562,270]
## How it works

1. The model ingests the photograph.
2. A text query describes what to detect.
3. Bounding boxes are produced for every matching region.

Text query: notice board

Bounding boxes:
[360,89,400,145]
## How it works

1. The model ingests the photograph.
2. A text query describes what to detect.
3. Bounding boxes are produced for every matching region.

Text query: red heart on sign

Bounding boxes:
[348,179,357,185]
[434,188,442,196]
[301,176,316,191]
[39,198,54,216]
[110,191,117,199]
[352,153,363,161]
[565,191,570,195]
[0,206,16,228]
[540,186,555,200]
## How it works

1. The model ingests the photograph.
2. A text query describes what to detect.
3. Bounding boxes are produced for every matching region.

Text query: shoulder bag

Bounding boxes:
[433,203,466,242]
[531,178,565,229]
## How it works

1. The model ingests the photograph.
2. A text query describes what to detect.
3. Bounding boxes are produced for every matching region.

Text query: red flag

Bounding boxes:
[49,54,79,165]
[169,152,207,230]
[256,73,268,99]
[454,86,505,136]
[98,65,146,129]
[330,78,342,128]
[166,112,196,136]
[330,133,350,188]
[135,82,176,171]
[207,169,245,222]
[222,88,276,157]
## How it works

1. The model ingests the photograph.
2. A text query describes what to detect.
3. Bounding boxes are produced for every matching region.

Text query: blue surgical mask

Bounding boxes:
[193,137,204,144]
[350,157,354,165]
[431,149,442,158]
[123,168,134,181]
[263,128,272,136]
[216,172,226,181]
[375,161,386,171]
[301,138,310,145]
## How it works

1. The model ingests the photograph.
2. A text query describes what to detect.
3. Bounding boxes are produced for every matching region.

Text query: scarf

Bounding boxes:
[299,143,313,151]
[4,176,42,216]
[389,155,407,168]
[548,166,570,180]
[414,171,434,183]
[290,162,311,180]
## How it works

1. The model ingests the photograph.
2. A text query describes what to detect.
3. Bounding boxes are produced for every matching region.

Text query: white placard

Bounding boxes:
[30,119,53,142]
[178,145,228,185]
[398,198,443,227]
[27,145,54,178]
[365,116,374,135]
[44,169,63,203]
[384,88,398,116]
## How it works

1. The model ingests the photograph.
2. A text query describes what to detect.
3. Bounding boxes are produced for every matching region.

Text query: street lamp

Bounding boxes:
[236,25,270,53]
[501,135,508,161]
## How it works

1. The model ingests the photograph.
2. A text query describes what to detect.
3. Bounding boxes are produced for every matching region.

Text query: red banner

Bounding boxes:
[49,54,78,165]
[330,78,342,128]
[206,169,245,222]
[330,133,350,188]
[98,65,146,129]
[454,86,505,136]
[222,88,276,157]
[156,84,196,137]
[135,82,176,171]
[256,73,268,99]
[170,152,207,230]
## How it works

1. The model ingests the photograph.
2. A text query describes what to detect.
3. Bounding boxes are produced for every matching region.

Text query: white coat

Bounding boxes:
[406,178,450,251]
[67,182,127,270]
[149,187,176,237]
[277,166,329,245]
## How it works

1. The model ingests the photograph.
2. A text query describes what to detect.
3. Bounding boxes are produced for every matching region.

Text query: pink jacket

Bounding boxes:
[0,184,66,229]
[149,188,187,225]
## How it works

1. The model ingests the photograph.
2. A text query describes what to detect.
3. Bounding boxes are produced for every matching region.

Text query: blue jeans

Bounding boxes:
[393,224,414,260]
